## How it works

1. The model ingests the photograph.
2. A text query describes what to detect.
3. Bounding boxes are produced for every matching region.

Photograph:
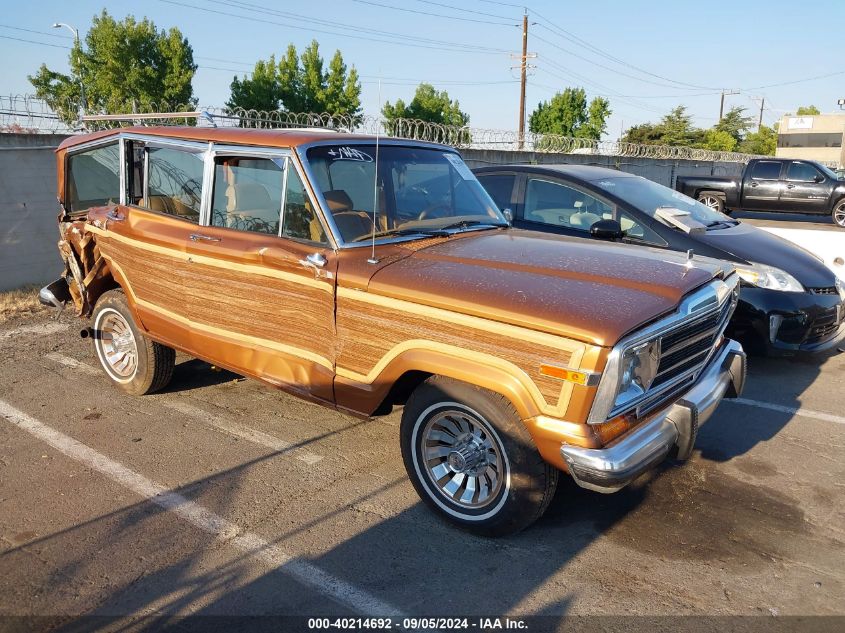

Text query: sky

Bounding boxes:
[2,0,844,139]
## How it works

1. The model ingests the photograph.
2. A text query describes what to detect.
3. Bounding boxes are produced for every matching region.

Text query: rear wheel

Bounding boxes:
[833,199,845,228]
[92,290,175,395]
[400,376,558,536]
[697,192,725,213]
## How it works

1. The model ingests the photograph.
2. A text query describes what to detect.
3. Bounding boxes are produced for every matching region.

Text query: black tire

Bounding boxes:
[400,376,558,537]
[91,289,175,395]
[832,198,845,228]
[697,192,725,213]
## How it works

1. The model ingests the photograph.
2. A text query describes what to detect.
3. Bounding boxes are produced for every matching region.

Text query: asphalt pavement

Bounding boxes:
[0,302,843,632]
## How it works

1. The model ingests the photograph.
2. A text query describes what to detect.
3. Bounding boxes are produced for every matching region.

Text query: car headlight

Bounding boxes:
[734,263,804,292]
[614,340,661,410]
[836,277,845,301]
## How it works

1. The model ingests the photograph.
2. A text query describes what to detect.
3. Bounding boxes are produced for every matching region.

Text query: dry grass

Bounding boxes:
[0,285,47,324]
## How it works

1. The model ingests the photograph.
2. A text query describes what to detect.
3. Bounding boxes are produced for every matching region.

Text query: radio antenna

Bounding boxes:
[367,77,382,265]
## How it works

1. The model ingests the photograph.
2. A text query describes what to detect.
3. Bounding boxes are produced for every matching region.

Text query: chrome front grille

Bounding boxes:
[587,275,740,426]
[652,296,734,390]
[808,286,838,295]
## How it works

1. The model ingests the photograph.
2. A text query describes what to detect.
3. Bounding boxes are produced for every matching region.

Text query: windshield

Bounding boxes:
[818,163,841,180]
[305,144,506,243]
[593,176,734,227]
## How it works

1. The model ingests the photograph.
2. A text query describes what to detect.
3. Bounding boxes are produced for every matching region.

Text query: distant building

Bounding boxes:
[776,113,845,167]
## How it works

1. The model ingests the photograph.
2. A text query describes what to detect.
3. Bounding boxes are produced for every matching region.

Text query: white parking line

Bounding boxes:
[727,398,845,426]
[45,352,100,376]
[0,398,401,617]
[1,322,70,340]
[162,400,323,465]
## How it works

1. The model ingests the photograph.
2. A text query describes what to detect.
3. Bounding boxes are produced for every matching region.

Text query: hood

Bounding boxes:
[694,221,835,288]
[367,230,729,347]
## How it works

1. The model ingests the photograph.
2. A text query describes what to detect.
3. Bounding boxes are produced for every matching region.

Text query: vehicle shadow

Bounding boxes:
[696,351,829,463]
[732,209,833,229]
[157,357,243,393]
[2,398,818,632]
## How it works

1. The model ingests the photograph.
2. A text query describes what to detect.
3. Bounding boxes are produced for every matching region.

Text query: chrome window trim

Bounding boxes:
[118,138,127,206]
[586,273,739,425]
[294,138,460,249]
[62,135,122,155]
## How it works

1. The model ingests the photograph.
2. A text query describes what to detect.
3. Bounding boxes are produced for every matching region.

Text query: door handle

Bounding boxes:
[750,182,759,187]
[299,252,327,277]
[786,184,795,189]
[189,233,221,242]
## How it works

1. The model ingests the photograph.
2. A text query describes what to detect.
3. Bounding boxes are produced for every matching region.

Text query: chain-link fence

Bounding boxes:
[1,94,765,162]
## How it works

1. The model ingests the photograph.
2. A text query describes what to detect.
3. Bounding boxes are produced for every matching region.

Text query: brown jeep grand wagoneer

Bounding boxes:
[41,127,746,535]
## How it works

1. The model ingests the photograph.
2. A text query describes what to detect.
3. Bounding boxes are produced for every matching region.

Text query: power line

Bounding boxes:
[743,70,845,90]
[0,34,70,49]
[531,13,718,91]
[351,0,517,26]
[0,24,72,40]
[176,0,509,54]
[411,0,516,21]
[532,32,719,92]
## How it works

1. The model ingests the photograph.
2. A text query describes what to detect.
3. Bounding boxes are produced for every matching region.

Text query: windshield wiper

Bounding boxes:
[351,227,448,242]
[436,220,509,231]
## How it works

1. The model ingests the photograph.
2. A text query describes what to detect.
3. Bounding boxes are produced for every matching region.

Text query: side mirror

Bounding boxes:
[590,219,624,240]
[814,174,824,183]
[501,208,514,225]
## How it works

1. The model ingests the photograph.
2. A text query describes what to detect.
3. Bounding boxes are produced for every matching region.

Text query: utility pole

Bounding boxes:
[757,97,765,131]
[719,89,739,121]
[53,22,85,116]
[511,12,535,150]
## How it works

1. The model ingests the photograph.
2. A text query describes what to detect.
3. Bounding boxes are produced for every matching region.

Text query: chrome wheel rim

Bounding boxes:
[700,196,721,210]
[95,308,138,381]
[834,203,845,227]
[420,408,506,510]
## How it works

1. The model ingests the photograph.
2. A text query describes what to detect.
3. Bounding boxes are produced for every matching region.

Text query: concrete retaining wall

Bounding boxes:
[0,134,70,291]
[0,135,745,292]
[460,148,745,188]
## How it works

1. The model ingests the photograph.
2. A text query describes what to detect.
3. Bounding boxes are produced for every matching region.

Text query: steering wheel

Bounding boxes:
[418,203,452,221]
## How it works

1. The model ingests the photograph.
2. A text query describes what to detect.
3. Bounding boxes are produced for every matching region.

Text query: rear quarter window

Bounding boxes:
[67,143,120,212]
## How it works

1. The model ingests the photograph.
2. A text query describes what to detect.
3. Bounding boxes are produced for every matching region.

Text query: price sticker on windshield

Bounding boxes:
[443,152,475,180]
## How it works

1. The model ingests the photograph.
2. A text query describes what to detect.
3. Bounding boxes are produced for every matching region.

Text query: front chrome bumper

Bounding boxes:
[560,339,746,493]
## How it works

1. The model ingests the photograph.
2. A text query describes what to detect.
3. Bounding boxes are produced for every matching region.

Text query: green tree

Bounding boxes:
[382,83,469,126]
[29,10,196,122]
[796,105,821,115]
[701,129,737,152]
[657,106,701,146]
[228,56,280,112]
[227,40,361,117]
[715,106,753,144]
[527,87,611,140]
[738,124,777,155]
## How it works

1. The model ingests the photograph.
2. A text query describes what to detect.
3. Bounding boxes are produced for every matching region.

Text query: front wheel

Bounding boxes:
[833,199,845,228]
[697,193,725,213]
[400,376,558,537]
[92,289,175,395]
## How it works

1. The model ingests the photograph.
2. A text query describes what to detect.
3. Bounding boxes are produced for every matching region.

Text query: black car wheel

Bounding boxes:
[698,193,725,213]
[833,199,845,228]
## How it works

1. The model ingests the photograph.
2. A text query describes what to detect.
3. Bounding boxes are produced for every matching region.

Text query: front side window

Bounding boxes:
[211,157,284,235]
[523,179,613,231]
[67,143,120,212]
[750,161,782,180]
[306,144,504,243]
[786,161,822,182]
[283,166,327,244]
